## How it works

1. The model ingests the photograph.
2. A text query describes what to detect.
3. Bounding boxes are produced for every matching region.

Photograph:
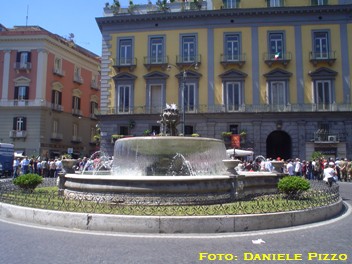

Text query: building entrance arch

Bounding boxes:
[266,130,292,160]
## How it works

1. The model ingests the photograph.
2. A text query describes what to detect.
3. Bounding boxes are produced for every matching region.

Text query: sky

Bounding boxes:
[0,0,147,56]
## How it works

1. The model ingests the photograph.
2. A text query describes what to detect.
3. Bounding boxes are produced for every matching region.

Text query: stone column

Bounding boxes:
[36,49,48,101]
[1,50,11,101]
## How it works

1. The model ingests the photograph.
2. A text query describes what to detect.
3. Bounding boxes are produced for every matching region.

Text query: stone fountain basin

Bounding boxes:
[115,136,224,155]
[64,174,234,194]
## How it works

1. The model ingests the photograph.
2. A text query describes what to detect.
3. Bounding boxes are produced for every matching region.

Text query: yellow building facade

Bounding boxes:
[97,0,352,160]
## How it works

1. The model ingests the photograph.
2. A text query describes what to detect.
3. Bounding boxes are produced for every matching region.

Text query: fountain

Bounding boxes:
[62,104,283,205]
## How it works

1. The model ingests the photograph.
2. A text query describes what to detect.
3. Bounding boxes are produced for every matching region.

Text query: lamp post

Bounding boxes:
[167,63,198,136]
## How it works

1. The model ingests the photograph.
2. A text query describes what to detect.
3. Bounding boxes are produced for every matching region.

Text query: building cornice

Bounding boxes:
[96,4,352,29]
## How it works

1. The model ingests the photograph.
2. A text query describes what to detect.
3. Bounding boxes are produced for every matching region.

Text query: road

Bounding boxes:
[0,182,351,264]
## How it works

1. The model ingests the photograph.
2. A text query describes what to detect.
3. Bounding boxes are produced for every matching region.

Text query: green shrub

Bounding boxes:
[13,174,43,192]
[278,176,310,197]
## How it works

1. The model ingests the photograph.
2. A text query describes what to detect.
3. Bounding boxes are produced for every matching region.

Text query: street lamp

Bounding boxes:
[167,62,199,136]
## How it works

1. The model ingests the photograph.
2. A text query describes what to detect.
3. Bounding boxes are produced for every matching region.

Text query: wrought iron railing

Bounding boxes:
[99,102,352,115]
[0,179,340,216]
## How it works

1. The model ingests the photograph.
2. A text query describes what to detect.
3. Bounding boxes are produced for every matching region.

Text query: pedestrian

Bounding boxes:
[323,162,337,187]
[12,158,20,178]
[20,156,30,175]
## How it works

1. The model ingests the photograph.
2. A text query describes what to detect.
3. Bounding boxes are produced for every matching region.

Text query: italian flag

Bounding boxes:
[274,52,280,60]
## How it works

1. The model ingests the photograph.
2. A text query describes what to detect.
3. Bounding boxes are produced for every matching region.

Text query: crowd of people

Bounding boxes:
[12,156,63,178]
[234,156,352,186]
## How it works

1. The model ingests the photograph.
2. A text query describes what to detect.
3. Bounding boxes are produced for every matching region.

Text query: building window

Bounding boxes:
[119,126,129,135]
[184,125,194,136]
[223,0,240,9]
[72,96,81,115]
[53,120,58,134]
[52,90,62,107]
[268,32,284,59]
[225,82,241,112]
[184,83,196,112]
[181,35,197,63]
[90,101,98,117]
[117,85,131,113]
[16,51,31,69]
[13,117,26,131]
[54,57,64,75]
[311,0,327,6]
[267,0,283,7]
[229,125,239,134]
[313,31,329,59]
[73,123,78,137]
[119,39,133,65]
[269,81,287,110]
[14,86,29,101]
[314,80,332,110]
[149,36,164,64]
[224,33,241,61]
[74,66,83,83]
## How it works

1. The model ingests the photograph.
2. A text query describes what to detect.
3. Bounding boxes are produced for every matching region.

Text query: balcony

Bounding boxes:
[99,102,352,115]
[51,132,63,141]
[309,51,336,66]
[52,103,64,112]
[9,130,27,139]
[71,136,82,143]
[176,55,201,69]
[113,57,137,72]
[264,52,292,67]
[72,109,83,116]
[73,75,84,84]
[53,68,65,77]
[14,62,31,72]
[313,131,340,143]
[220,53,246,68]
[91,80,99,90]
[143,56,169,70]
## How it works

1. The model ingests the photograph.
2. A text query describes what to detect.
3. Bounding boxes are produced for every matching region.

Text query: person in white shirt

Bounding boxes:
[323,162,336,187]
[12,158,20,178]
[286,160,294,176]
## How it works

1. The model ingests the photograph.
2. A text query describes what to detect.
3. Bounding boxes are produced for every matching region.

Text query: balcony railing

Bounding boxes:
[71,136,82,143]
[14,62,32,71]
[53,68,65,77]
[264,52,292,67]
[309,51,336,66]
[176,55,201,68]
[143,56,168,70]
[51,132,63,141]
[72,109,83,116]
[51,103,64,112]
[113,57,137,72]
[91,80,99,90]
[98,103,352,115]
[0,99,51,107]
[73,75,84,84]
[313,131,340,143]
[9,130,27,138]
[220,53,246,68]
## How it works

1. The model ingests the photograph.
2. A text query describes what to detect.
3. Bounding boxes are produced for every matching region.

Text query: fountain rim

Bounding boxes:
[117,136,224,142]
[65,173,234,181]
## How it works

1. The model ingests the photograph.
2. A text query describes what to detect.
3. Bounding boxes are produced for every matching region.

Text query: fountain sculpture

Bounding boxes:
[62,104,283,205]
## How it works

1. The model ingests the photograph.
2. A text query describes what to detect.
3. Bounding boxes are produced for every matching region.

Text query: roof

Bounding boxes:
[0,25,100,61]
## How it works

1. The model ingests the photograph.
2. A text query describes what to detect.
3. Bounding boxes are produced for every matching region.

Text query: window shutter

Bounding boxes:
[13,117,17,130]
[59,92,62,105]
[16,52,21,62]
[27,52,31,62]
[23,117,27,130]
[14,87,19,99]
[51,90,55,104]
[24,87,29,100]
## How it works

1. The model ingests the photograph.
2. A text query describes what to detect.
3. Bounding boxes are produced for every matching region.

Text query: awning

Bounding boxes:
[226,149,254,158]
[14,150,25,158]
